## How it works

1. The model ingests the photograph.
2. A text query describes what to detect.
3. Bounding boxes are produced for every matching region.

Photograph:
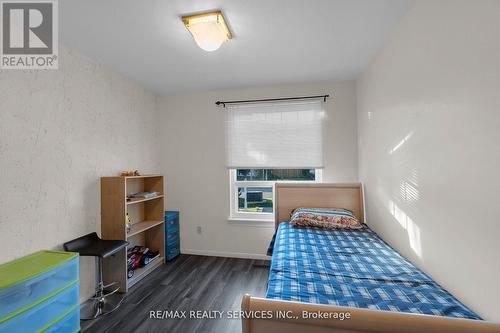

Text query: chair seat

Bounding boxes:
[63,232,128,258]
[77,239,128,258]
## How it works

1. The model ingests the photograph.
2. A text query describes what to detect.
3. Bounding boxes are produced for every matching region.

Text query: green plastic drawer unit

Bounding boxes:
[0,251,79,324]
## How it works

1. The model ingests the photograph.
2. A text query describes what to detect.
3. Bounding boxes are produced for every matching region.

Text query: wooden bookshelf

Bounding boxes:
[101,175,165,292]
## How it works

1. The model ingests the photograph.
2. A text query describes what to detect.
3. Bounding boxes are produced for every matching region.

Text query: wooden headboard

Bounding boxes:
[275,183,364,229]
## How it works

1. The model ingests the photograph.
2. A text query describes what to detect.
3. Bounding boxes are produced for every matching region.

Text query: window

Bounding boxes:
[224,99,326,222]
[229,169,321,221]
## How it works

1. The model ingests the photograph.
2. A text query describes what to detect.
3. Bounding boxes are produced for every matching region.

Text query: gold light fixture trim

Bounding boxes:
[182,11,232,51]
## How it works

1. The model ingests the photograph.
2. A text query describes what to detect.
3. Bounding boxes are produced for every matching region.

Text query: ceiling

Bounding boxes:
[60,0,412,95]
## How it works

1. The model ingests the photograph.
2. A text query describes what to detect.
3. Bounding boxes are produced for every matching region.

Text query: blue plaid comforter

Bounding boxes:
[266,222,480,319]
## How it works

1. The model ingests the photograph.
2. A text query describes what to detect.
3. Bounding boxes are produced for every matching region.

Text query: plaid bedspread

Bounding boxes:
[266,222,480,319]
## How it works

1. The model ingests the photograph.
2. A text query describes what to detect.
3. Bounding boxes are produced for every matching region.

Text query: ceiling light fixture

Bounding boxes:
[182,11,232,52]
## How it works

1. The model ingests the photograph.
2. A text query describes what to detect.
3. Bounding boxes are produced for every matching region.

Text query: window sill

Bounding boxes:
[227,217,275,227]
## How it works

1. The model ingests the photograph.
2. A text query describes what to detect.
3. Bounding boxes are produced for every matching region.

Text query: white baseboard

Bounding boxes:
[181,248,271,260]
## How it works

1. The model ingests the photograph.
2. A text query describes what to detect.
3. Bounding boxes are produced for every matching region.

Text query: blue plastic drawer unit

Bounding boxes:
[166,232,180,246]
[0,251,80,333]
[165,211,180,261]
[42,306,80,333]
[0,282,79,333]
[166,244,180,261]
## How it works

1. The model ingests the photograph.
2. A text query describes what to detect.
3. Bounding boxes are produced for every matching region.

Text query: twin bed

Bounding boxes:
[241,183,500,333]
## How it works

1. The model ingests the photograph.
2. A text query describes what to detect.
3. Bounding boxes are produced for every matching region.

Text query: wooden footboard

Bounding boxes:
[241,295,500,333]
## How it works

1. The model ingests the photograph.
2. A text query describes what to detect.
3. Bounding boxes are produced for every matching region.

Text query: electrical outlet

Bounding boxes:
[196,226,202,234]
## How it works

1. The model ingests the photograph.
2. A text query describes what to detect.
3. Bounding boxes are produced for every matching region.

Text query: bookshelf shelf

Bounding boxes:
[124,174,163,179]
[127,220,164,238]
[128,256,164,288]
[101,174,165,292]
[126,195,164,205]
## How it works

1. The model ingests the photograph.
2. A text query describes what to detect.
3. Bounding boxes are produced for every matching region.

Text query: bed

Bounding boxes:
[241,183,500,333]
[267,222,479,319]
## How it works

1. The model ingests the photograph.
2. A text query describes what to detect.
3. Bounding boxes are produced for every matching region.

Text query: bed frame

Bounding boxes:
[241,183,500,333]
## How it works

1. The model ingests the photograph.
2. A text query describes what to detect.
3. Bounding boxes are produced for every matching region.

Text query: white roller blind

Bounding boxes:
[225,100,325,168]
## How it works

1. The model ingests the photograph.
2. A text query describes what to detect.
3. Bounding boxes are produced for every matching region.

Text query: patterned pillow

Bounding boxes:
[290,207,362,230]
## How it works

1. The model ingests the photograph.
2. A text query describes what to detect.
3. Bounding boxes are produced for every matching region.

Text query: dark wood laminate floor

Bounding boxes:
[82,255,270,333]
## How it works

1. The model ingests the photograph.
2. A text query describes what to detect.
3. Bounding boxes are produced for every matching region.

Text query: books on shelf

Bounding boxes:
[127,191,160,199]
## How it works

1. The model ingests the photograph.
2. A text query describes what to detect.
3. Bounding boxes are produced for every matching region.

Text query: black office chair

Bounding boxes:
[64,232,128,320]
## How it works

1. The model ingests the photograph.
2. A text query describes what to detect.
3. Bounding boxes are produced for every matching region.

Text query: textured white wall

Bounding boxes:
[357,0,500,320]
[0,45,161,301]
[158,81,358,258]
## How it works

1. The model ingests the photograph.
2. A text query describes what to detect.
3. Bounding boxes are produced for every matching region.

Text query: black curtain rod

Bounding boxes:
[215,94,330,107]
